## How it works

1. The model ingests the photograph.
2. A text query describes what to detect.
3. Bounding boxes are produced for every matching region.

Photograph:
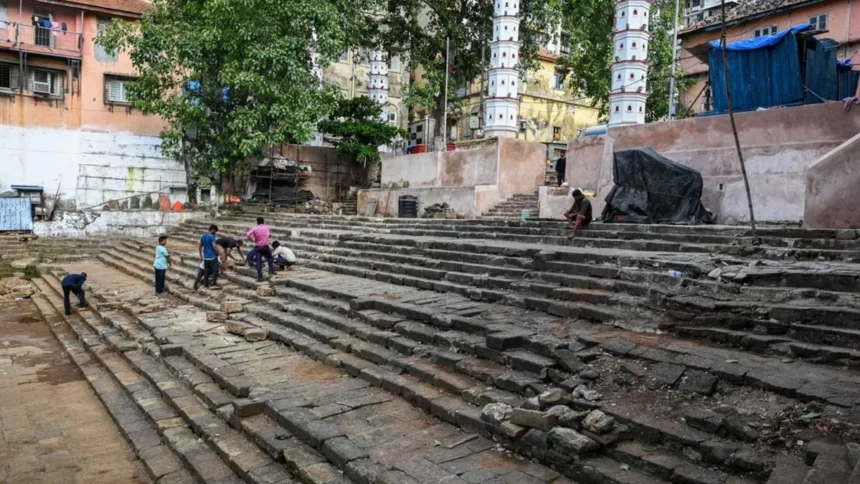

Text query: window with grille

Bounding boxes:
[96,19,119,62]
[105,76,131,103]
[28,68,62,97]
[809,14,828,31]
[554,69,565,90]
[0,63,18,91]
[754,25,778,37]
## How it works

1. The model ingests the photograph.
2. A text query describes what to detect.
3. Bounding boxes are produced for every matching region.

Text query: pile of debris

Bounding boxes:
[422,202,461,219]
[301,198,334,215]
[0,277,36,301]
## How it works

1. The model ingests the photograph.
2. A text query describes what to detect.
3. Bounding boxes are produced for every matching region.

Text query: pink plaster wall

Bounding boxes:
[564,135,606,191]
[804,131,860,228]
[565,102,860,225]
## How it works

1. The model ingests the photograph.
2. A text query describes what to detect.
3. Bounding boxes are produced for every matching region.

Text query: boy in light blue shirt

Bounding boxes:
[154,235,171,296]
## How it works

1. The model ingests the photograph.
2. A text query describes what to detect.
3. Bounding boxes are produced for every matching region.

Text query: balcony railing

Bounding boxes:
[0,22,83,57]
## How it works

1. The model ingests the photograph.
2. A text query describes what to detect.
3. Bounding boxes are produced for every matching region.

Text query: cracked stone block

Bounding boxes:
[727,448,766,472]
[651,362,686,387]
[322,436,369,468]
[679,370,719,396]
[225,320,251,335]
[700,440,740,464]
[684,408,723,434]
[257,285,275,297]
[511,408,557,430]
[345,458,383,484]
[582,410,615,435]
[244,328,268,342]
[538,388,567,408]
[516,429,548,460]
[206,311,228,323]
[500,421,528,439]
[221,300,244,314]
[481,403,513,426]
[486,330,532,350]
[547,427,598,454]
[723,416,759,442]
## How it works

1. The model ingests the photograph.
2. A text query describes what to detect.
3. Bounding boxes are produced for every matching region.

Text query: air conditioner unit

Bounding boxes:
[33,80,51,94]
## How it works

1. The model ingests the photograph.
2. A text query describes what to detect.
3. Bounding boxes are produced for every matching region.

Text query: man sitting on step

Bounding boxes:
[564,189,592,238]
[61,272,87,315]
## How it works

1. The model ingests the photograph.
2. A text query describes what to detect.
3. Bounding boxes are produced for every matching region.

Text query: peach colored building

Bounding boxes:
[0,0,189,210]
[678,0,860,114]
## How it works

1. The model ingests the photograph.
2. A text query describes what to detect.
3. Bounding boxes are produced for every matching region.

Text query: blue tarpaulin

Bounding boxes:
[709,24,811,51]
[707,23,859,113]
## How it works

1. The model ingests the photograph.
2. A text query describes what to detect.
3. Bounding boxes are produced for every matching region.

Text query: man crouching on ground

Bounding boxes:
[564,189,592,238]
[271,241,296,271]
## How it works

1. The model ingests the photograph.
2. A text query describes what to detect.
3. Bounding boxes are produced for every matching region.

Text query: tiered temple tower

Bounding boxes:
[368,49,389,119]
[608,0,651,126]
[484,0,521,138]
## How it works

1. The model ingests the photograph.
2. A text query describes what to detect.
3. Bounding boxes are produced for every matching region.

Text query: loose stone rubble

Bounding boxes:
[11,214,860,484]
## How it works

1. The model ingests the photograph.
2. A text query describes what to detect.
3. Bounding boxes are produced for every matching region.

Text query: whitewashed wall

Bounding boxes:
[0,126,187,209]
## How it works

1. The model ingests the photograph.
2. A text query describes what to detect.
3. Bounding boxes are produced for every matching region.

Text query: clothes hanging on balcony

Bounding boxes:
[61,22,67,32]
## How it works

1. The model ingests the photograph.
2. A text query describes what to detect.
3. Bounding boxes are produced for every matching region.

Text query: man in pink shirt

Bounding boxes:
[247,217,275,281]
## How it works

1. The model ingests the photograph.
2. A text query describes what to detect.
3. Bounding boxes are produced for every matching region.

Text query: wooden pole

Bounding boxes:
[720,0,757,238]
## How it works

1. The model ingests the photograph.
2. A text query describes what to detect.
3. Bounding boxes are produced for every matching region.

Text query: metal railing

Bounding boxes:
[0,22,82,56]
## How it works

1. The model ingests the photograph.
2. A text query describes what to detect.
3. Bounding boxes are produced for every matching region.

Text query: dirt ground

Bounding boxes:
[0,299,147,484]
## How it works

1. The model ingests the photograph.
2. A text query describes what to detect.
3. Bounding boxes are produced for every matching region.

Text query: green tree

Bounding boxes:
[318,96,408,165]
[375,0,561,141]
[97,0,376,196]
[559,0,691,122]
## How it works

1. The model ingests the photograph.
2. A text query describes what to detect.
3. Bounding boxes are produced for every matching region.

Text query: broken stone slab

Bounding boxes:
[257,285,275,297]
[582,410,615,435]
[500,421,528,439]
[206,311,227,323]
[678,370,719,396]
[650,362,686,387]
[480,403,512,426]
[220,300,244,314]
[244,327,268,342]
[727,448,766,473]
[538,388,567,408]
[723,416,759,443]
[845,442,860,469]
[701,440,740,464]
[547,427,598,454]
[511,408,558,430]
[558,409,589,430]
[579,368,600,380]
[225,320,252,336]
[684,408,723,434]
[571,385,602,402]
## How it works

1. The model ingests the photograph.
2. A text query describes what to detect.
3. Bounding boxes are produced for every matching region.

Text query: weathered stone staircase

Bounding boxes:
[482,193,540,219]
[28,214,860,484]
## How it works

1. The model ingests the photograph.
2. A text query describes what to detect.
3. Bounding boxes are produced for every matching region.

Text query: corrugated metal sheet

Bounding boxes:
[709,30,804,113]
[0,198,33,231]
[804,39,838,104]
[837,64,860,99]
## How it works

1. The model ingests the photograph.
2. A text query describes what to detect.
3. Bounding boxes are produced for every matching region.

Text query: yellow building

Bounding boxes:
[444,35,600,160]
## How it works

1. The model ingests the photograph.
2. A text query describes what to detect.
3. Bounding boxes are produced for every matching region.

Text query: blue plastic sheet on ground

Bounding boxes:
[709,23,811,51]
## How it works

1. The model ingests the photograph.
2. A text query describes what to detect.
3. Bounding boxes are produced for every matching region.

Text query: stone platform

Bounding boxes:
[23,214,860,484]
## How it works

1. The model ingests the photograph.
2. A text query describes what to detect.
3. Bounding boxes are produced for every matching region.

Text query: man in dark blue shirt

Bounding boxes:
[194,224,221,290]
[61,272,87,315]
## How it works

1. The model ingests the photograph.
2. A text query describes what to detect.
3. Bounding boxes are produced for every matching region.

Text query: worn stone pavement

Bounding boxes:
[0,299,147,484]
[57,259,574,484]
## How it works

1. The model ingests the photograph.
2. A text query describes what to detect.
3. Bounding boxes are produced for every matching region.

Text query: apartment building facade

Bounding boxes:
[0,0,192,210]
[679,0,860,115]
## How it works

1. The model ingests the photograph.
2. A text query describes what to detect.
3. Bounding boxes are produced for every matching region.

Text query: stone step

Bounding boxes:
[117,248,804,482]
[34,276,250,484]
[88,252,602,484]
[205,215,860,251]
[111,240,860,482]
[169,228,860,340]
[29,290,199,484]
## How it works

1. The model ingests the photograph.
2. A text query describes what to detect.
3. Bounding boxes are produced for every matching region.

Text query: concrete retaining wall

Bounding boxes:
[34,210,209,238]
[0,126,188,210]
[565,102,860,225]
[804,131,860,228]
[360,138,545,218]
